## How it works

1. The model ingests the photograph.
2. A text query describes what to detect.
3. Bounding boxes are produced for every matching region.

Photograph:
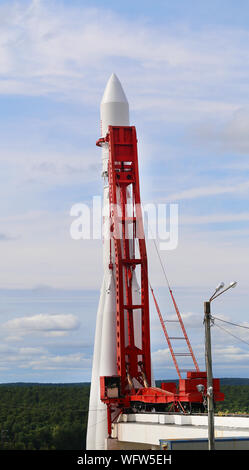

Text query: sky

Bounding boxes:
[0,0,249,382]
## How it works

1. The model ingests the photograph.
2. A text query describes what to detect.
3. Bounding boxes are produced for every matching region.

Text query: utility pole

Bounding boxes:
[204,281,237,451]
[204,300,215,450]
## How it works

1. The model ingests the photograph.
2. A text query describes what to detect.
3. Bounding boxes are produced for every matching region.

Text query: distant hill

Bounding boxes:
[1,378,249,387]
[0,382,90,387]
[156,378,249,387]
[220,378,249,386]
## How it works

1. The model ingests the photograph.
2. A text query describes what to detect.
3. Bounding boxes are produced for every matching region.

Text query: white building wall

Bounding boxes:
[109,413,249,449]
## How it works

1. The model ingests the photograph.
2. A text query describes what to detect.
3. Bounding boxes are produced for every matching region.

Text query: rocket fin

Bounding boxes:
[95,273,117,450]
[86,278,106,450]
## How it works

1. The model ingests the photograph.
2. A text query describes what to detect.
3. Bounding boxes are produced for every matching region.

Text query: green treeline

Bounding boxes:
[216,385,249,414]
[0,383,248,450]
[0,385,90,450]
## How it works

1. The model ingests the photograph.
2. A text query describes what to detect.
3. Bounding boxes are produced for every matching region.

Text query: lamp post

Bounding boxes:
[204,281,237,450]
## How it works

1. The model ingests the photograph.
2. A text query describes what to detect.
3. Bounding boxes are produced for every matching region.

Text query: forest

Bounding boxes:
[0,384,89,450]
[215,384,249,414]
[0,381,248,450]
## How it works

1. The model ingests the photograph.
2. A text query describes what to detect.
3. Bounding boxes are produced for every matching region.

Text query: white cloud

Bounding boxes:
[1,206,248,291]
[213,345,249,364]
[152,348,172,367]
[192,108,249,154]
[19,347,46,355]
[147,229,249,291]
[166,179,249,202]
[180,212,249,225]
[0,146,101,189]
[180,312,202,328]
[21,352,91,370]
[0,342,91,372]
[0,0,248,122]
[4,313,80,335]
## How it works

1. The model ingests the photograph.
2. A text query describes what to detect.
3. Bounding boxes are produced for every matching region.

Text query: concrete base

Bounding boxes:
[106,438,159,450]
[108,413,249,450]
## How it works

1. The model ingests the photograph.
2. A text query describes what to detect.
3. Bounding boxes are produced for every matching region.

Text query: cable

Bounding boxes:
[152,239,171,289]
[144,228,200,374]
[146,222,171,289]
[212,316,249,331]
[214,322,249,348]
[147,224,249,357]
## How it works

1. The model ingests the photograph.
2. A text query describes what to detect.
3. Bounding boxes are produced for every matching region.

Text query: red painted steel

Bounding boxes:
[97,125,224,433]
[150,286,182,379]
[169,289,199,372]
[107,125,151,394]
[151,285,199,379]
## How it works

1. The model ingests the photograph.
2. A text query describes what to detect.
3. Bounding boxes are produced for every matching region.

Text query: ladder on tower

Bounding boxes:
[150,285,199,379]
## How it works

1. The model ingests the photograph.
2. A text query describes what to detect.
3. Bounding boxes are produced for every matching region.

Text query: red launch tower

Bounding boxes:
[97,125,224,436]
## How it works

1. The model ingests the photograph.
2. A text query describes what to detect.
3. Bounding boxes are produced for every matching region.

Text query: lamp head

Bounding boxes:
[196,384,205,393]
[216,282,224,292]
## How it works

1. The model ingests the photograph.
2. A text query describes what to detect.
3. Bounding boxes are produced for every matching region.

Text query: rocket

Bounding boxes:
[86,74,131,450]
[86,75,225,452]
[87,74,156,451]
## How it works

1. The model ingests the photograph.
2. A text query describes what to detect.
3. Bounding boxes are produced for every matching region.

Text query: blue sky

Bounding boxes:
[0,0,249,382]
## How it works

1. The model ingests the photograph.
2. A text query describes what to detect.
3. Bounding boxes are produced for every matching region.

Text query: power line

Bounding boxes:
[212,316,249,331]
[214,322,249,348]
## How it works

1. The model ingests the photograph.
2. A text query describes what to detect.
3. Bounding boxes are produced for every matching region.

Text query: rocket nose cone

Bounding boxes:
[101,73,128,104]
[100,73,129,137]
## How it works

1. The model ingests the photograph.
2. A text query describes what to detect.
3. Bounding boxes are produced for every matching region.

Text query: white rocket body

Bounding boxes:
[86,74,129,450]
[86,74,143,450]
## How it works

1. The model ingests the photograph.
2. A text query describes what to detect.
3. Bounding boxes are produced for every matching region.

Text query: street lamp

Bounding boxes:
[204,281,237,450]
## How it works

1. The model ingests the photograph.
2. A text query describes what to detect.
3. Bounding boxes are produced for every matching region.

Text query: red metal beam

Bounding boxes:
[108,125,151,395]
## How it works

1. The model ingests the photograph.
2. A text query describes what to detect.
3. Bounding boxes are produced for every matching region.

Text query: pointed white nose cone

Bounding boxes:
[101,73,128,104]
[101,73,129,136]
